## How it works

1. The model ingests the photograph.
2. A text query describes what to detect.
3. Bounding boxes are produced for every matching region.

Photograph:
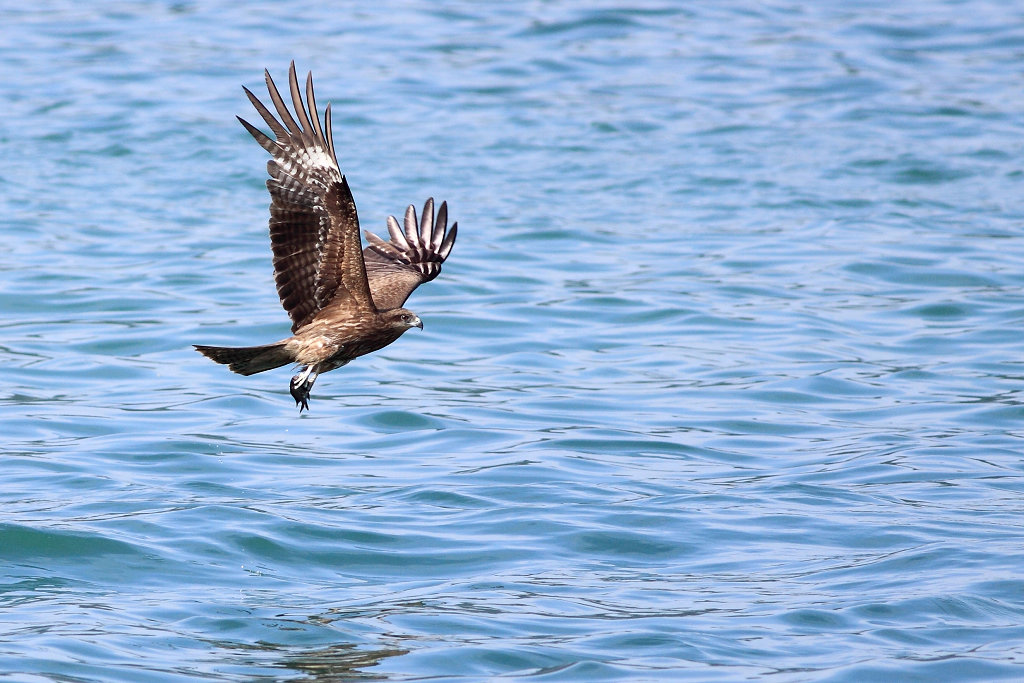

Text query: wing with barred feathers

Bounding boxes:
[238,62,375,333]
[363,198,458,311]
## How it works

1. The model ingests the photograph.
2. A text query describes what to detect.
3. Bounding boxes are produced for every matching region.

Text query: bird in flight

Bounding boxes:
[195,63,458,411]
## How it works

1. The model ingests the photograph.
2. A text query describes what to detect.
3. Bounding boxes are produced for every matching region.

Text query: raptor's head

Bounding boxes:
[383,307,423,332]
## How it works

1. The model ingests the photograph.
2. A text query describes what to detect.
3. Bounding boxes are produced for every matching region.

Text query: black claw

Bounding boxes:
[290,374,312,413]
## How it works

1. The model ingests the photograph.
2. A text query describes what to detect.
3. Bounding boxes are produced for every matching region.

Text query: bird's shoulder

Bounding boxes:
[295,298,376,337]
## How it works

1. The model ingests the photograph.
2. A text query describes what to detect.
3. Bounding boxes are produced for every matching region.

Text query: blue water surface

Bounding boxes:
[2,1,1024,680]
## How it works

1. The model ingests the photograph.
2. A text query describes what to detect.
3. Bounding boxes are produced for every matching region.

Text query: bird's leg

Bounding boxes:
[289,365,319,412]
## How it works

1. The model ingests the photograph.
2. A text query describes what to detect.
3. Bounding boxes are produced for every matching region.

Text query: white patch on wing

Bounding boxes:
[273,146,340,194]
[289,148,340,187]
[301,149,339,175]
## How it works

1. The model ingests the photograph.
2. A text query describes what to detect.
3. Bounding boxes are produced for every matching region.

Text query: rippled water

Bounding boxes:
[3,1,1024,680]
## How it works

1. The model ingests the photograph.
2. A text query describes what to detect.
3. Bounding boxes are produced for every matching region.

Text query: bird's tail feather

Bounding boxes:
[194,341,293,376]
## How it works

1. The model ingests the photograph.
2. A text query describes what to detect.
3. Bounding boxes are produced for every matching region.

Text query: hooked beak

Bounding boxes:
[413,316,424,330]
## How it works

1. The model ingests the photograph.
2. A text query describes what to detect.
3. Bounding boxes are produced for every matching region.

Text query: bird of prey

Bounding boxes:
[195,63,458,411]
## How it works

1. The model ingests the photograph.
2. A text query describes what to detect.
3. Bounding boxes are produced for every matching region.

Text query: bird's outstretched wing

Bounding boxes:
[363,198,458,310]
[238,62,375,332]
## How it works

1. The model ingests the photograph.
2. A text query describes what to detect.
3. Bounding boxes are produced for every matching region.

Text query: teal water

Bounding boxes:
[3,1,1024,680]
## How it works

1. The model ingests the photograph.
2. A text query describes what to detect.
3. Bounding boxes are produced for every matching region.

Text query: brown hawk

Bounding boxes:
[195,63,458,411]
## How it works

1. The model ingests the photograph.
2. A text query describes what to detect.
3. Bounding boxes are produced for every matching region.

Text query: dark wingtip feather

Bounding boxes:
[237,115,277,153]
[432,200,447,250]
[439,222,457,260]
[324,102,338,165]
[404,204,419,242]
[306,71,325,143]
[420,197,434,237]
[386,215,411,249]
[288,62,315,142]
[264,66,302,137]
[242,84,288,138]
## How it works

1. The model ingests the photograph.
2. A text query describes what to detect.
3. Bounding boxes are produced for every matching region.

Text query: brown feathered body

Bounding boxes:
[194,63,457,410]
[195,306,416,376]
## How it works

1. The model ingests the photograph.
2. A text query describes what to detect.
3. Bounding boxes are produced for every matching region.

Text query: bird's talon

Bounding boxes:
[290,373,313,412]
